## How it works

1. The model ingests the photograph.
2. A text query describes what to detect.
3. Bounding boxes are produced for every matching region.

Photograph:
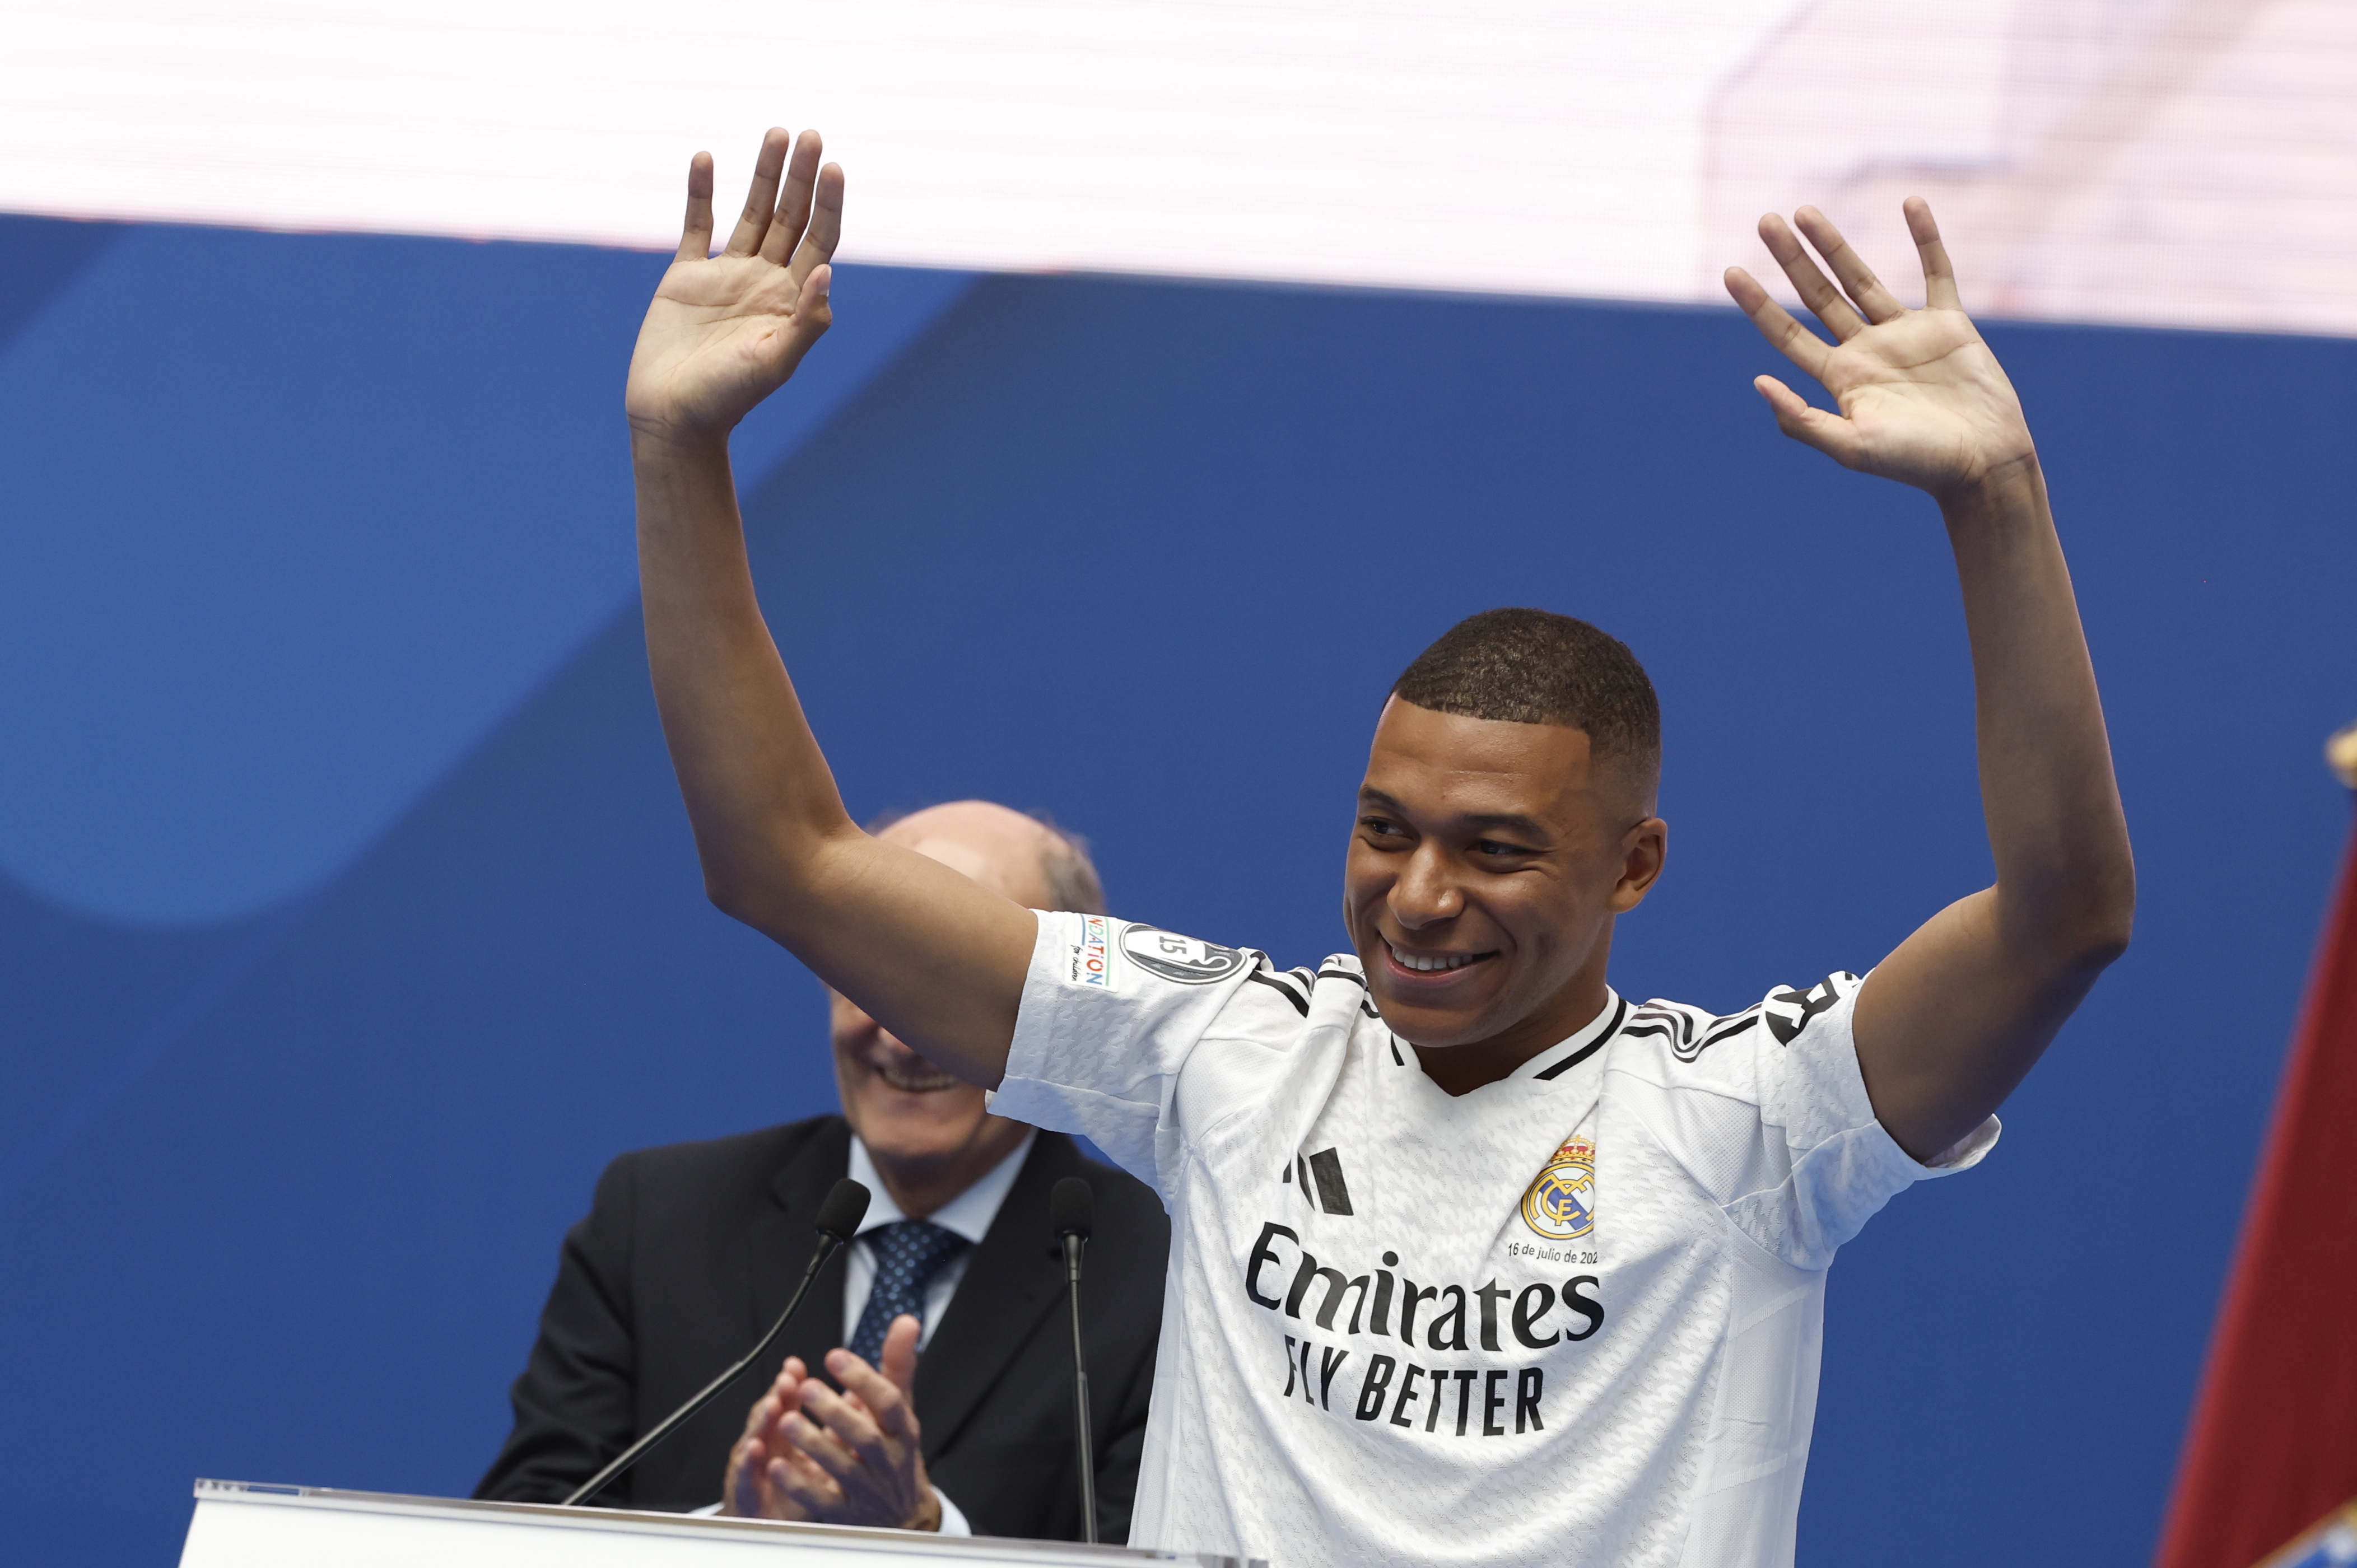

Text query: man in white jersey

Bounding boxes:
[619,128,2135,1567]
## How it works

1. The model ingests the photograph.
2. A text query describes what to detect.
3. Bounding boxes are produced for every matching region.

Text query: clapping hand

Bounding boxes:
[625,128,843,444]
[721,1314,942,1532]
[1724,200,2035,500]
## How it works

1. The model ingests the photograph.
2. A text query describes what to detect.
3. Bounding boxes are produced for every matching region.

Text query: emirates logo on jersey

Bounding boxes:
[1520,1137,1596,1242]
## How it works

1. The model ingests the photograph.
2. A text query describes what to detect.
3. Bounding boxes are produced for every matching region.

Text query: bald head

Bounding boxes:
[833,800,1104,1213]
[875,800,1106,914]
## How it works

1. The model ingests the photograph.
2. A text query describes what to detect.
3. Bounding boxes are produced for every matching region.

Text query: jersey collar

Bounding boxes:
[1513,990,1627,1085]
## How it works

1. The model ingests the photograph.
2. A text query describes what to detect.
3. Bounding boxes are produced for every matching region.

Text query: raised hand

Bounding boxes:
[625,128,843,443]
[719,1317,942,1530]
[1724,200,2033,499]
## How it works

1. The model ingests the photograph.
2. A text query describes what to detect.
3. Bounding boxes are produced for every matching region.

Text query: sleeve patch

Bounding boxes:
[1117,922,1249,985]
[1069,913,1112,986]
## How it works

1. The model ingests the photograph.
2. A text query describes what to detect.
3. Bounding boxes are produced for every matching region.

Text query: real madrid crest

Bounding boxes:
[1521,1136,1597,1241]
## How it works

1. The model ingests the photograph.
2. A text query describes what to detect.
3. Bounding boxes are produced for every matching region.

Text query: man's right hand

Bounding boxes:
[720,1317,944,1531]
[625,128,842,445]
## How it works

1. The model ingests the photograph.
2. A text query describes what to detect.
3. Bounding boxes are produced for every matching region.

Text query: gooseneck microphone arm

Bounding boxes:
[563,1177,872,1508]
[1050,1176,1098,1545]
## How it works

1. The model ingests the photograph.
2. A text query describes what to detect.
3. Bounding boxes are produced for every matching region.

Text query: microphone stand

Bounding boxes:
[1064,1242,1097,1544]
[1053,1177,1098,1544]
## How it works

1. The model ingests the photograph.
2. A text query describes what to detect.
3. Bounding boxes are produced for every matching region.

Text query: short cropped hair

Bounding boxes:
[1392,608,1660,778]
[863,806,1108,916]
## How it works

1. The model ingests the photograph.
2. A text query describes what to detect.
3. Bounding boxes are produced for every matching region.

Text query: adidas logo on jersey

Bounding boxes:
[1282,1146,1355,1215]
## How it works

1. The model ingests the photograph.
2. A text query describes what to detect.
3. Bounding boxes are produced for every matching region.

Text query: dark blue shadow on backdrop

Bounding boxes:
[0,220,971,928]
[2,223,2353,1568]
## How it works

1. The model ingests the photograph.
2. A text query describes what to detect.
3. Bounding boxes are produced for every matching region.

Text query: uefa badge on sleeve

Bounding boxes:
[1117,923,1247,985]
[1521,1137,1597,1241]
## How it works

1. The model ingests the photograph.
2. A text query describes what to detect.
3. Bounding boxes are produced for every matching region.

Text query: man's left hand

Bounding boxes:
[1724,199,2036,500]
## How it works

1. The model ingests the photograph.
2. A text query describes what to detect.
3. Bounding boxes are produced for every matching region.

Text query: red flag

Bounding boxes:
[2156,808,2357,1568]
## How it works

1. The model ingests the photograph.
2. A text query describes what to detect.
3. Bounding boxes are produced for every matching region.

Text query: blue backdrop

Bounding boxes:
[2,212,2351,1566]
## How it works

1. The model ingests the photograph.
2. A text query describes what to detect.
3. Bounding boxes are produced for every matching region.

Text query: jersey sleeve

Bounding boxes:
[990,910,1285,1197]
[1611,970,1999,1270]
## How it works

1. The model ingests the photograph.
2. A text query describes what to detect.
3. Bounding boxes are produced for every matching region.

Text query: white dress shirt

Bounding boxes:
[844,1130,1036,1352]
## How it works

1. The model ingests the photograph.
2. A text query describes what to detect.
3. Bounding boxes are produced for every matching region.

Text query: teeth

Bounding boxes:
[879,1062,959,1092]
[1390,942,1476,973]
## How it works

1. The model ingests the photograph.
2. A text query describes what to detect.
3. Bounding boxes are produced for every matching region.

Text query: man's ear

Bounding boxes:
[1609,816,1668,913]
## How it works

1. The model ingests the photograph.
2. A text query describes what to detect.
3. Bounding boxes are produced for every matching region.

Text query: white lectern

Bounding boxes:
[180,1480,1259,1568]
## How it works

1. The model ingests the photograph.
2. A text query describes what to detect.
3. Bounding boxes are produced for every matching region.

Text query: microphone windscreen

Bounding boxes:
[816,1178,872,1243]
[1051,1175,1094,1240]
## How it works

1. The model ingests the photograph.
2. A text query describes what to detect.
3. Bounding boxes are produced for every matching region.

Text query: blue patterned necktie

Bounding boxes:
[847,1220,971,1367]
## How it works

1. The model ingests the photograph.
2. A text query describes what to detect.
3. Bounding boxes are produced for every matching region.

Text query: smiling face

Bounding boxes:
[831,802,1057,1213]
[1347,696,1666,1091]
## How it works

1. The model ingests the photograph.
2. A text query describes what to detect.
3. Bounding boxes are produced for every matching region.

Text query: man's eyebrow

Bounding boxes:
[1357,790,1549,840]
[1460,813,1549,839]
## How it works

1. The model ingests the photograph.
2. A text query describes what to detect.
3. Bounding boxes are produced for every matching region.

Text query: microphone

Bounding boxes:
[564,1177,870,1507]
[1051,1176,1097,1545]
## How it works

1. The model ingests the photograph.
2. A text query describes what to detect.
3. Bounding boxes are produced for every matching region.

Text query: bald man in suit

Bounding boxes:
[477,802,1168,1542]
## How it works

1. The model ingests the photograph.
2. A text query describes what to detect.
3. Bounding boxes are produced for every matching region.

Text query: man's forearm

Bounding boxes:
[633,430,856,935]
[1941,456,2136,972]
[629,430,1033,1080]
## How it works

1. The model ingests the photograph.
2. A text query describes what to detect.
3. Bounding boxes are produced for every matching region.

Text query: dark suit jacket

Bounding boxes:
[476,1117,1168,1543]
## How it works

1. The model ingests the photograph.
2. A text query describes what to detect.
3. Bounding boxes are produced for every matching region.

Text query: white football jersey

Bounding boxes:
[993,913,1997,1568]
